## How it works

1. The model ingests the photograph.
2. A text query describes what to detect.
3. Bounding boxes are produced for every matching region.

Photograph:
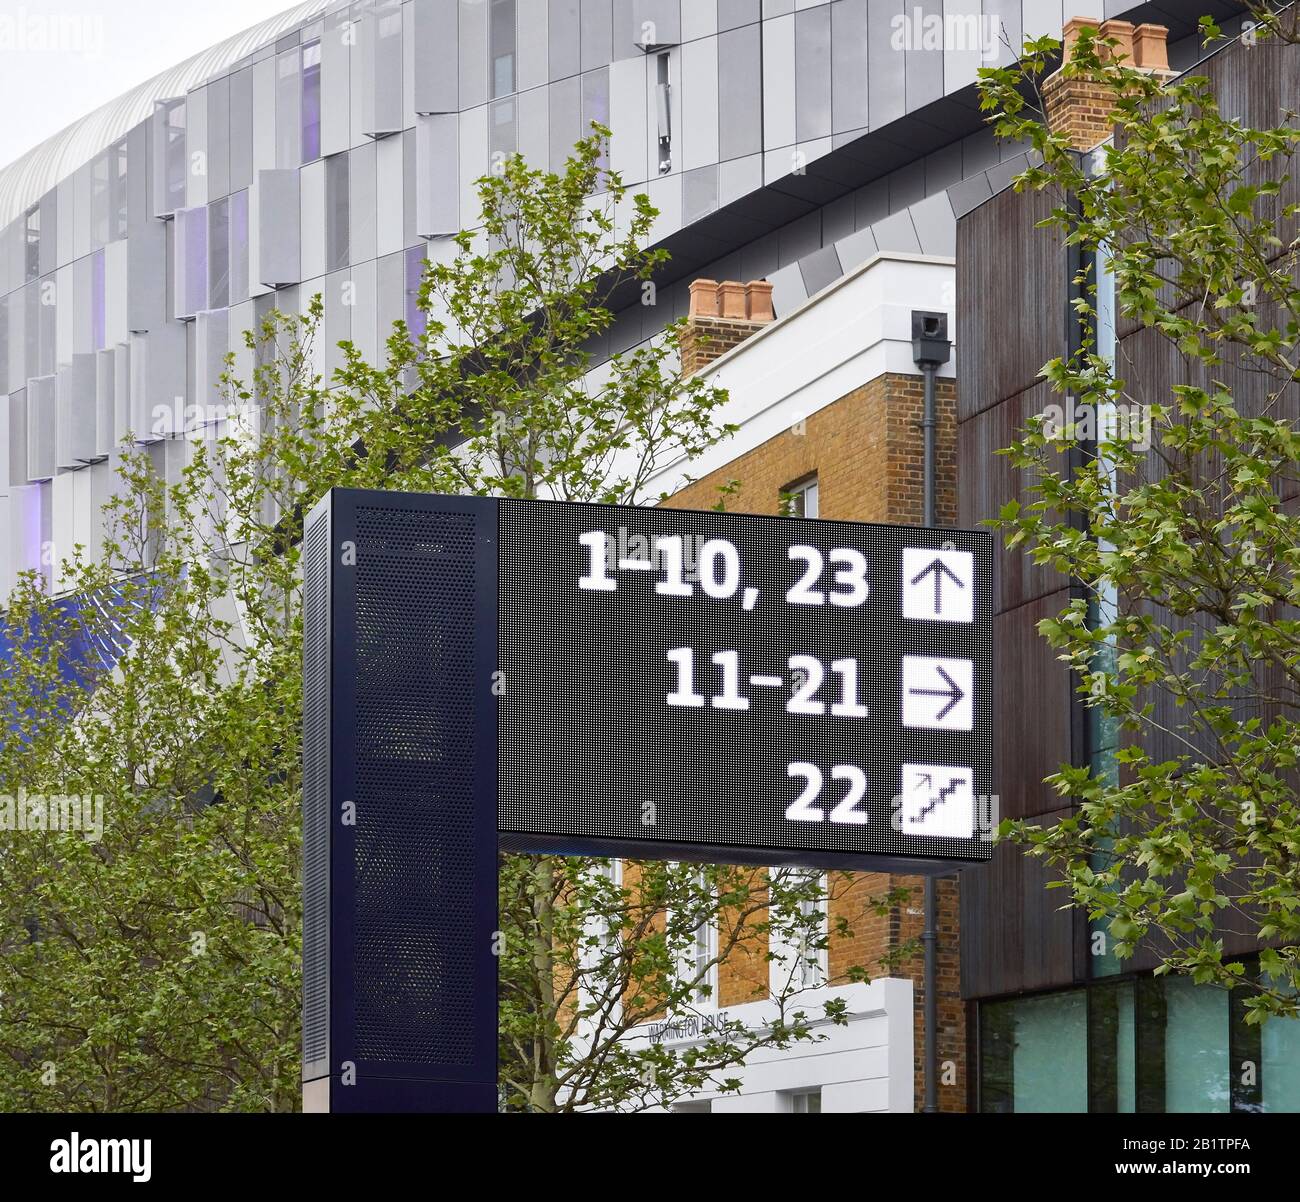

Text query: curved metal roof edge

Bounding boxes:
[0,0,335,229]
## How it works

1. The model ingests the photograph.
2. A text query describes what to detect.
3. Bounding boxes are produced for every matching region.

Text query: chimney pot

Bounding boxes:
[1098,19,1136,65]
[1133,23,1170,73]
[688,279,720,318]
[718,281,748,320]
[745,281,775,323]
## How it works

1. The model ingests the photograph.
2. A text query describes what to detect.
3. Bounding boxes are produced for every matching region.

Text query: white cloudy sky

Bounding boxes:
[0,0,298,169]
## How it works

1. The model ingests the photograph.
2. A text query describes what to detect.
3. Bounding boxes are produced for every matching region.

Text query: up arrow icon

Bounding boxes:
[902,548,974,623]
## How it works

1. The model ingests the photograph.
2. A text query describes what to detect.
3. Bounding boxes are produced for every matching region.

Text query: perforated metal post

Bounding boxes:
[302,489,499,1113]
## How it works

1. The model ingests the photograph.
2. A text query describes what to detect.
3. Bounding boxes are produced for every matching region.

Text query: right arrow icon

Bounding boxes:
[901,656,973,730]
[902,548,974,623]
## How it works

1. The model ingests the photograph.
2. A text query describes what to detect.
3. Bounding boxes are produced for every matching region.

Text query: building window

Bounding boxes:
[783,475,819,518]
[981,970,1299,1113]
[302,39,322,163]
[686,868,717,1007]
[791,1089,822,1113]
[795,873,828,988]
[490,0,516,98]
[980,989,1088,1113]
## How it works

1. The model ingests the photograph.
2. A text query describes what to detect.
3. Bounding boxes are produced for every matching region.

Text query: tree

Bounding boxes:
[979,18,1300,1021]
[0,131,901,1111]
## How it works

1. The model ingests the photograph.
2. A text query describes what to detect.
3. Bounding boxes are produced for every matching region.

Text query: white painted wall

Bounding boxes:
[616,978,915,1113]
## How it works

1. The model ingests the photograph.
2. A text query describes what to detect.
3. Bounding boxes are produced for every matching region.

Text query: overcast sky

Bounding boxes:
[0,0,297,170]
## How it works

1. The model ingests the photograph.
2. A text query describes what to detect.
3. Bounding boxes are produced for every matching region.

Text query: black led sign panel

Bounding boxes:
[497,496,994,866]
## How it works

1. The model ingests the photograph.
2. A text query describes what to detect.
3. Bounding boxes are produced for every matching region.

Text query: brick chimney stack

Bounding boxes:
[679,278,775,377]
[1043,18,1175,151]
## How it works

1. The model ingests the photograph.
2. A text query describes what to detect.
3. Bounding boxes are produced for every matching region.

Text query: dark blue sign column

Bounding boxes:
[302,489,499,1113]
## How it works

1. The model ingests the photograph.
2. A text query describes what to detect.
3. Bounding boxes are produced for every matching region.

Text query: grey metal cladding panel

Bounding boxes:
[416,114,460,235]
[56,355,97,467]
[95,348,115,458]
[321,13,353,156]
[7,386,26,485]
[1022,0,1065,42]
[871,207,919,252]
[256,169,302,288]
[624,0,686,54]
[373,2,407,136]
[548,75,583,170]
[518,85,550,170]
[719,0,761,30]
[113,344,130,448]
[794,5,832,143]
[26,375,56,481]
[130,324,189,441]
[763,0,794,15]
[947,170,992,219]
[208,75,232,201]
[194,309,230,413]
[776,210,821,266]
[831,0,868,136]
[866,0,905,130]
[682,165,718,224]
[718,25,762,161]
[767,260,806,317]
[909,190,955,256]
[460,0,490,107]
[833,221,876,271]
[888,157,924,210]
[925,138,962,192]
[581,0,613,71]
[375,250,405,366]
[905,0,944,111]
[517,0,548,90]
[414,0,459,112]
[349,140,378,264]
[550,0,581,80]
[38,192,57,278]
[798,242,842,297]
[402,127,419,246]
[228,68,255,194]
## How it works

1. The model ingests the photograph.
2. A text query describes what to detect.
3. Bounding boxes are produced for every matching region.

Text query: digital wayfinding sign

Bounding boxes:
[302,488,994,1110]
[308,488,994,871]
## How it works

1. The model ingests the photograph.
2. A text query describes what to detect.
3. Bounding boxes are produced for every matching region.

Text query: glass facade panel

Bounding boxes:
[1262,1011,1300,1112]
[981,990,1088,1112]
[1163,977,1230,1112]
